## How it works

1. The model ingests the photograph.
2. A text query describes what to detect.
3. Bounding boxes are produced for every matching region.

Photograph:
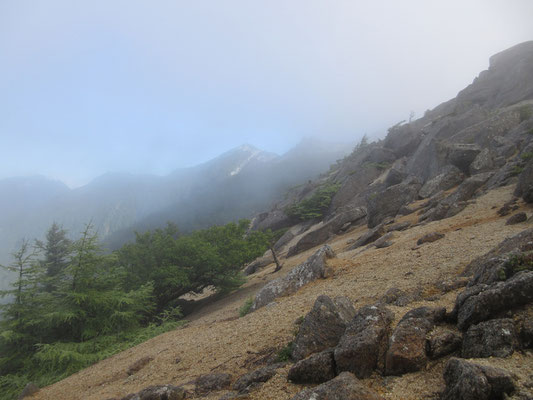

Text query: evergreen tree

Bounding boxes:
[35,223,71,291]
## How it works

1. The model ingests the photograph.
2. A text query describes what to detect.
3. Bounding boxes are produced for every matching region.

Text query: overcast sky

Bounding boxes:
[1,1,532,187]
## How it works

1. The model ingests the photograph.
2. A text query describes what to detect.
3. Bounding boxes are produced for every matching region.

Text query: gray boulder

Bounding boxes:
[290,372,385,400]
[334,304,393,378]
[287,350,336,384]
[506,212,528,225]
[426,329,462,359]
[515,159,533,203]
[418,165,465,198]
[444,143,481,174]
[442,358,515,400]
[470,148,495,175]
[464,228,533,286]
[416,232,445,245]
[384,307,445,376]
[291,295,355,361]
[121,385,186,400]
[457,271,533,330]
[195,373,233,395]
[462,318,519,358]
[243,250,274,275]
[348,224,386,250]
[232,363,285,393]
[251,246,335,311]
[288,207,366,257]
[366,180,421,228]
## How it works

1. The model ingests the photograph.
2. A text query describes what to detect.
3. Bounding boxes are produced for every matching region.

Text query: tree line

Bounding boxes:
[0,220,272,398]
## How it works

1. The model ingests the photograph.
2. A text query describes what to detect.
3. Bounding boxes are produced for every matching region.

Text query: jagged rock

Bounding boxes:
[251,246,335,311]
[348,224,386,250]
[232,363,285,393]
[416,232,444,245]
[244,250,274,275]
[515,159,533,203]
[195,373,233,395]
[470,148,495,175]
[379,288,413,307]
[426,329,462,359]
[18,383,39,399]
[288,208,366,257]
[366,179,421,228]
[457,271,533,330]
[334,304,393,378]
[448,284,489,322]
[385,307,445,375]
[126,356,153,376]
[497,199,519,216]
[462,318,519,358]
[387,221,411,232]
[384,167,406,187]
[373,233,394,249]
[250,210,295,232]
[421,172,494,222]
[121,385,186,400]
[442,358,515,400]
[444,143,482,174]
[418,165,465,198]
[291,295,355,361]
[290,371,385,400]
[287,350,336,384]
[464,228,533,286]
[506,212,528,225]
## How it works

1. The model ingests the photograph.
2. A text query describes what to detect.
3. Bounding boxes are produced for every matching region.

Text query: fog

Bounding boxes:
[1,0,532,187]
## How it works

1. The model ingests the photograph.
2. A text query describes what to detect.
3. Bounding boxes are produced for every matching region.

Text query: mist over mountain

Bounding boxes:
[0,138,351,288]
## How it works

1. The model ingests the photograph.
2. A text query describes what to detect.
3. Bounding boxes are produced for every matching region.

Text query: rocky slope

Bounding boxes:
[24,41,533,400]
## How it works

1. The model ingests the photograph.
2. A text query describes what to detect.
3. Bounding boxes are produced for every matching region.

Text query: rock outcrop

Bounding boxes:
[291,295,355,361]
[251,246,335,311]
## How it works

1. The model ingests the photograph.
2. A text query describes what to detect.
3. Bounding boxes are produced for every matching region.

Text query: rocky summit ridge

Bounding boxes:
[26,41,533,400]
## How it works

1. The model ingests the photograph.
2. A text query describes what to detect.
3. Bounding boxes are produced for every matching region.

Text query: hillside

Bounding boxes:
[19,41,533,400]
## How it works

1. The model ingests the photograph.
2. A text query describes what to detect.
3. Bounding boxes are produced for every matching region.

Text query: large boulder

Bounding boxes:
[444,143,482,174]
[456,271,533,330]
[384,307,445,376]
[290,372,385,400]
[291,295,355,361]
[232,363,285,393]
[418,165,465,199]
[243,250,274,275]
[121,385,186,400]
[347,224,386,250]
[514,158,533,203]
[334,304,394,378]
[442,358,515,400]
[288,207,366,257]
[251,246,335,311]
[470,148,495,175]
[287,350,336,384]
[463,228,533,286]
[426,329,462,359]
[195,373,233,395]
[366,180,421,228]
[462,318,519,358]
[250,210,295,232]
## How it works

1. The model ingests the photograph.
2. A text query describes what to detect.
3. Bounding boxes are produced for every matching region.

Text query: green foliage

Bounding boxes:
[239,297,254,317]
[0,218,268,399]
[518,105,533,122]
[364,161,391,171]
[276,341,294,362]
[499,252,533,280]
[285,183,340,221]
[511,165,525,176]
[527,128,533,135]
[520,152,533,161]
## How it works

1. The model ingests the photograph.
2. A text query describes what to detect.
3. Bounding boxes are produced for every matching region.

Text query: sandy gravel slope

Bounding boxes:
[30,185,533,400]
